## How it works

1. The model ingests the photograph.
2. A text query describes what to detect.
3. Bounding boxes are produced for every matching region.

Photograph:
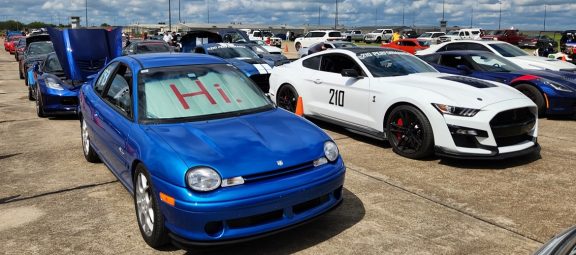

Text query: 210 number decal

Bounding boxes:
[329,89,345,107]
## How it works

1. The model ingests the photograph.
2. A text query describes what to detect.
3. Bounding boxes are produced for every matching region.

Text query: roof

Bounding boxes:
[430,50,496,55]
[123,53,227,69]
[337,47,402,54]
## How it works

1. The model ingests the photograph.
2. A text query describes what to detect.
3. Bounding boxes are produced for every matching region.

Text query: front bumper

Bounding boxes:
[430,99,539,159]
[152,160,346,244]
[40,87,79,115]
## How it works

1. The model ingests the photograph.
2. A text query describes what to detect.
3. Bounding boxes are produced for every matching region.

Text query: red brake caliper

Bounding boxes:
[396,118,403,140]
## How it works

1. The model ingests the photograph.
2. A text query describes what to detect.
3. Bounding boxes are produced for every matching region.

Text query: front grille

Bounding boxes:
[227,210,283,229]
[490,107,536,146]
[242,161,315,183]
[249,74,270,93]
[293,194,329,214]
[60,96,78,106]
[76,58,106,73]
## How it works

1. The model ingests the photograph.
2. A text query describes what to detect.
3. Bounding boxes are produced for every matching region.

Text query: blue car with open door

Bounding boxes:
[31,27,122,117]
[78,52,345,249]
[420,50,576,116]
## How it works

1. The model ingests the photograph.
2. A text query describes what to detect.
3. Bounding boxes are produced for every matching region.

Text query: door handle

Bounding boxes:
[314,79,322,84]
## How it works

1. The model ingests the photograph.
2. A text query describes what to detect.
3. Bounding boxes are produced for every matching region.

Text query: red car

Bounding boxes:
[6,35,24,54]
[381,39,429,54]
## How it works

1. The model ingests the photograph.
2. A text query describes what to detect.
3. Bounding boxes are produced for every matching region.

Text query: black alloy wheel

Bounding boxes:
[386,105,434,159]
[276,84,299,113]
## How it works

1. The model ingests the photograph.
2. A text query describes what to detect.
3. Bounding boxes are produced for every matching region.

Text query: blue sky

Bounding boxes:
[1,0,574,30]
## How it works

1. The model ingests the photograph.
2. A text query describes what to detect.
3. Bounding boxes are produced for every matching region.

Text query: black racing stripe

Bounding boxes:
[439,76,497,88]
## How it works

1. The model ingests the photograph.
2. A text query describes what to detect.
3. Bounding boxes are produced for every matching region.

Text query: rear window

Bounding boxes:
[308,32,326,38]
[328,32,342,37]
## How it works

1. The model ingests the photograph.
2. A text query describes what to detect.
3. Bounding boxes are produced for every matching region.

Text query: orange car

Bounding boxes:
[381,39,429,54]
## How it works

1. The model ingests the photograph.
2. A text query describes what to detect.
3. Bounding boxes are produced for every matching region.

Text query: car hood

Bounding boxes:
[147,109,330,178]
[380,73,529,109]
[226,58,272,76]
[47,27,122,82]
[510,55,576,71]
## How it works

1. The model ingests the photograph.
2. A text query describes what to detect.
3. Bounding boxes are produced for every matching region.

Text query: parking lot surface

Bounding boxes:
[0,49,575,254]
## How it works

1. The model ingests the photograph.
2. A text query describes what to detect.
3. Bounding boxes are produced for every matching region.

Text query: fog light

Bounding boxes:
[204,221,224,237]
[448,125,488,137]
[455,129,478,136]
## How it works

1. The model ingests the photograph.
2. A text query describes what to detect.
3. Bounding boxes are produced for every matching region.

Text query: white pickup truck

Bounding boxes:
[242,29,282,47]
[364,29,394,43]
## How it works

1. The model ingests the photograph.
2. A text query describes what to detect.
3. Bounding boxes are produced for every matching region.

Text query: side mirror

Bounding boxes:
[341,69,363,79]
[456,65,472,74]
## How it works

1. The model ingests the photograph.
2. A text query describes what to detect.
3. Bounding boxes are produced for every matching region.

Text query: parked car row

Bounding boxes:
[4,25,576,253]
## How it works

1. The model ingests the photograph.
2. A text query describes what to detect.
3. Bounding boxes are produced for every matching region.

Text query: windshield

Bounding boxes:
[332,42,357,48]
[206,45,259,59]
[358,50,437,77]
[28,42,54,56]
[467,53,522,72]
[489,43,529,57]
[136,42,170,53]
[419,33,432,38]
[140,64,273,122]
[44,55,64,73]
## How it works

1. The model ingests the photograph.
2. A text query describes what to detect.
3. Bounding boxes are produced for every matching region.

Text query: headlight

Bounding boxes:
[324,141,339,162]
[432,103,480,117]
[186,167,221,192]
[540,79,574,92]
[46,78,64,90]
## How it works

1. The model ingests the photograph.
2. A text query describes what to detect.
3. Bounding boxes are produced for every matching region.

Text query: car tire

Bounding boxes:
[515,83,545,116]
[24,71,29,86]
[386,105,434,159]
[28,87,34,101]
[35,89,46,118]
[376,37,382,43]
[134,164,170,249]
[81,118,101,163]
[346,36,351,42]
[19,65,24,79]
[295,42,301,51]
[276,84,299,113]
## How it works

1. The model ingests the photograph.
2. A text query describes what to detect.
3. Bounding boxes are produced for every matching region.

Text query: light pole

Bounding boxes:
[498,0,502,30]
[334,0,338,30]
[543,2,547,31]
[168,0,172,31]
[178,0,181,23]
[85,0,88,27]
[442,0,445,21]
[207,0,210,23]
[402,1,405,26]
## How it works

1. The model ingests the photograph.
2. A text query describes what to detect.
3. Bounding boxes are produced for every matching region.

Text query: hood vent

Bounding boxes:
[439,76,497,88]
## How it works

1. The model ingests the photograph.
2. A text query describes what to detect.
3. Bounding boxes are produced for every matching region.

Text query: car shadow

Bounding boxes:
[171,188,365,254]
[47,115,79,121]
[438,151,541,170]
[545,115,576,121]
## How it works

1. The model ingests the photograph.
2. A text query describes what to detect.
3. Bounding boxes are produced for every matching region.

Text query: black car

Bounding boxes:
[19,39,53,85]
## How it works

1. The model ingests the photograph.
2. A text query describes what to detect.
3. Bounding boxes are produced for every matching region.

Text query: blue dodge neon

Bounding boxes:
[79,52,345,248]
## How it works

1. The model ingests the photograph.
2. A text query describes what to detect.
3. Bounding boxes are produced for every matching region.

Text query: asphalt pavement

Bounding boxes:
[1,47,575,255]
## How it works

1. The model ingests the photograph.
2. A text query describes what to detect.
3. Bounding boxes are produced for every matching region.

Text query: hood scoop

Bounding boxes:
[439,76,497,88]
